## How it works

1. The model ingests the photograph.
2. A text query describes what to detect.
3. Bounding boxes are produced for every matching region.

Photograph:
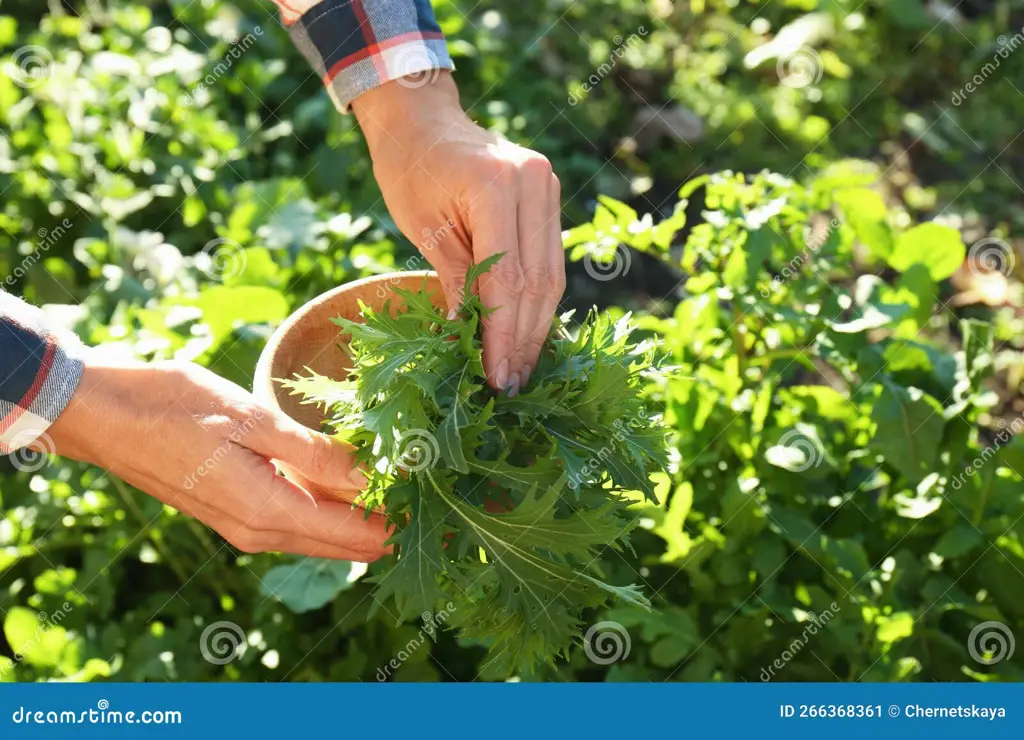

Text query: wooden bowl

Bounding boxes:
[253,271,446,500]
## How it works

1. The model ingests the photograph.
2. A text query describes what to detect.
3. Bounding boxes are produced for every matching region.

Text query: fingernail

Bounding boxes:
[522,364,533,386]
[507,373,520,398]
[349,468,367,488]
[447,308,458,320]
[495,359,509,390]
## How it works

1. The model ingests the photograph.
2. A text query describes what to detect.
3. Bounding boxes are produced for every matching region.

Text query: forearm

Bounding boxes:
[0,291,84,452]
[269,0,453,111]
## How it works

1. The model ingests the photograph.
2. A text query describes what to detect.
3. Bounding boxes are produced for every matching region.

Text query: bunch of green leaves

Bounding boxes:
[282,256,669,673]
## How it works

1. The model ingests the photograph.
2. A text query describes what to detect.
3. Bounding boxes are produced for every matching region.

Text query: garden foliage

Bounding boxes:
[1,0,1022,682]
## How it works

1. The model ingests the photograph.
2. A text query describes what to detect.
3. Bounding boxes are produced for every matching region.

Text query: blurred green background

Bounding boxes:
[1,0,1023,682]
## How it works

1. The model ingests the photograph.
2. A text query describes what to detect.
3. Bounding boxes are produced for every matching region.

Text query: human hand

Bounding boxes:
[352,72,565,395]
[46,356,391,562]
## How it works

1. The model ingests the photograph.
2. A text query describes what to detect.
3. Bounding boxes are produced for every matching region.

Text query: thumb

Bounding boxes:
[246,410,367,499]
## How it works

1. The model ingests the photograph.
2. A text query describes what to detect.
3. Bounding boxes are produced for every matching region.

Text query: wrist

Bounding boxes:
[47,354,136,466]
[352,71,464,149]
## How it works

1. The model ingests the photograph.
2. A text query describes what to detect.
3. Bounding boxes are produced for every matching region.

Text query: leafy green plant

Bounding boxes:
[3,0,1023,685]
[282,257,668,673]
[563,171,1024,682]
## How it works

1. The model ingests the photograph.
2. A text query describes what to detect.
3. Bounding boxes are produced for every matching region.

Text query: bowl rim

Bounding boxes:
[252,270,440,412]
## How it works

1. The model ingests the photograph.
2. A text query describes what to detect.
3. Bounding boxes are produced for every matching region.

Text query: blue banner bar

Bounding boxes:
[0,684,1019,738]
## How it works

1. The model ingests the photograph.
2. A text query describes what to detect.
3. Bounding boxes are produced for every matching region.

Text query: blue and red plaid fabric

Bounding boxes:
[1,1,452,451]
[273,0,453,110]
[0,293,84,454]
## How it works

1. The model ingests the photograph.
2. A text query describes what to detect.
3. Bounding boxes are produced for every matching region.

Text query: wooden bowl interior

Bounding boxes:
[255,272,445,430]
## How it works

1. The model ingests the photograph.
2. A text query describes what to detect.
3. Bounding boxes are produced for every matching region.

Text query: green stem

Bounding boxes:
[184,518,220,559]
[110,478,190,586]
[972,468,994,527]
[750,347,814,366]
[731,308,748,378]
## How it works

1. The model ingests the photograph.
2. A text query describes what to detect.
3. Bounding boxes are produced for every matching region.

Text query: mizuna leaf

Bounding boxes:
[287,261,669,673]
[369,478,451,619]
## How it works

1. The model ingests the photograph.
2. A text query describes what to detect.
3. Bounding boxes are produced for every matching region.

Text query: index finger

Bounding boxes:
[470,176,523,391]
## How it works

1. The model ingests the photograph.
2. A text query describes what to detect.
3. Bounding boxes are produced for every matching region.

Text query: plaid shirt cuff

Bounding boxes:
[276,0,454,112]
[0,292,84,454]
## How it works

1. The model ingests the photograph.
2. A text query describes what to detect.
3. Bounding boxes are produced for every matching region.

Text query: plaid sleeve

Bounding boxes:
[272,0,453,111]
[0,292,84,453]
